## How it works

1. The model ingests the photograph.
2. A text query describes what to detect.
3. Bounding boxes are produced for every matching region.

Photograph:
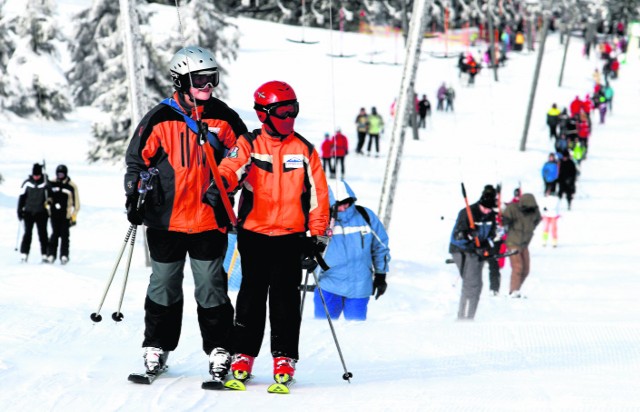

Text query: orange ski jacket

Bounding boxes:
[218,127,330,237]
[124,92,247,233]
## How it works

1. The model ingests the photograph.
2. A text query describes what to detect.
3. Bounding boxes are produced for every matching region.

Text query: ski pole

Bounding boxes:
[90,224,135,322]
[300,206,336,316]
[111,168,158,322]
[300,269,311,316]
[311,271,353,383]
[112,225,137,322]
[89,168,157,323]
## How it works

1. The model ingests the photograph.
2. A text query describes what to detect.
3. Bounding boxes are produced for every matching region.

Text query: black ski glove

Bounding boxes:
[302,235,329,258]
[202,177,228,209]
[301,256,318,272]
[202,177,232,228]
[372,273,387,300]
[300,235,330,272]
[125,194,144,226]
[17,209,24,221]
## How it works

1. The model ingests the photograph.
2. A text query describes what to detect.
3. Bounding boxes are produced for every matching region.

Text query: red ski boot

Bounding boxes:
[273,356,296,383]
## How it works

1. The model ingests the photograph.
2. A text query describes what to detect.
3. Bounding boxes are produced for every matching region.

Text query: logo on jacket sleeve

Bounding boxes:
[227,147,239,159]
[284,154,304,169]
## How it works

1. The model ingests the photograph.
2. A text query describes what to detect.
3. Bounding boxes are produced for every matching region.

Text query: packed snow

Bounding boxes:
[1,2,640,411]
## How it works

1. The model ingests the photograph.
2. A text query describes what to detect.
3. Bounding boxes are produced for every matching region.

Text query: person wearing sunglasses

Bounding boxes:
[204,80,330,386]
[123,46,247,383]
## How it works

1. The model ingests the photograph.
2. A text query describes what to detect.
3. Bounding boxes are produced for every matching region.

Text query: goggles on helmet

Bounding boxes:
[255,100,299,119]
[190,71,219,89]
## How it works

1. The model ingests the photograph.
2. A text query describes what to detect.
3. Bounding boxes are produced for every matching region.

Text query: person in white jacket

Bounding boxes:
[540,190,561,247]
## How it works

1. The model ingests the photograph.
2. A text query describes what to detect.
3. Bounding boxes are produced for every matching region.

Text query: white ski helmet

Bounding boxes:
[169,46,218,91]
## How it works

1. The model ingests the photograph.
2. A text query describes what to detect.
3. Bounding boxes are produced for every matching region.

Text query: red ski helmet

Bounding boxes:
[254,81,298,136]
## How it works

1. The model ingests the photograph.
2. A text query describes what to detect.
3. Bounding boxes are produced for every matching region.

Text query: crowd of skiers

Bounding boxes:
[117,45,391,390]
[16,163,80,265]
[448,29,628,320]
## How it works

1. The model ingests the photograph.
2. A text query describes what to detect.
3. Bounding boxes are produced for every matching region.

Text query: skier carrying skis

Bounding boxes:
[314,180,390,320]
[205,80,330,386]
[449,185,497,320]
[123,46,247,382]
[17,163,49,263]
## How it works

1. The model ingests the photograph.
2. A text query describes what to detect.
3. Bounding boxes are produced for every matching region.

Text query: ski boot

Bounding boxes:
[230,353,254,381]
[208,347,231,382]
[144,347,169,375]
[273,356,296,384]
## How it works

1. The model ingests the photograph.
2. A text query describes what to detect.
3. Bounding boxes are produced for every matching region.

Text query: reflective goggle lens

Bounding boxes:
[191,72,219,88]
[268,101,299,119]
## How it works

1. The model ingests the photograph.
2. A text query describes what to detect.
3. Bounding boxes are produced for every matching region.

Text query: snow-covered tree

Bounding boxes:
[82,0,240,162]
[67,1,121,106]
[3,0,72,119]
[0,0,18,110]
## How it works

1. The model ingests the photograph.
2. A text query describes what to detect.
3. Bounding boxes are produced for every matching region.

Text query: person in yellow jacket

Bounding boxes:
[206,80,330,385]
[546,103,561,140]
[367,106,384,157]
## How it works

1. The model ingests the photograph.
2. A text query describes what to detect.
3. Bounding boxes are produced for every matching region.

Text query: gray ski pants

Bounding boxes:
[452,251,485,320]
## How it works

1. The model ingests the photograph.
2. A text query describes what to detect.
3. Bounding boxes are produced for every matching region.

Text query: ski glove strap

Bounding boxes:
[372,273,387,300]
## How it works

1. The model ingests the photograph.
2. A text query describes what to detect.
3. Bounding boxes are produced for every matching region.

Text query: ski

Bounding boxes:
[445,249,519,264]
[222,372,253,391]
[201,377,227,390]
[128,366,168,384]
[222,377,251,391]
[267,379,295,394]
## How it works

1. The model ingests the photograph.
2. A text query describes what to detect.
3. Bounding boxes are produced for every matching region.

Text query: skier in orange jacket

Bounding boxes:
[204,80,330,385]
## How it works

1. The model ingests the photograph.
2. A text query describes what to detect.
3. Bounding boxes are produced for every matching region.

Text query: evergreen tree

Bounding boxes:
[0,0,18,110]
[67,1,120,106]
[85,0,240,162]
[3,0,72,119]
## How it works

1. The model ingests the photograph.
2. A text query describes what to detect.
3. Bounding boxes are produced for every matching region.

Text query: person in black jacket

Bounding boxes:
[418,95,431,129]
[449,185,497,320]
[45,164,80,265]
[17,163,49,263]
[557,152,578,210]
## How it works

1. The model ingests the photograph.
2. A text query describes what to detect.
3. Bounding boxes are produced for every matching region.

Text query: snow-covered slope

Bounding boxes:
[1,3,639,411]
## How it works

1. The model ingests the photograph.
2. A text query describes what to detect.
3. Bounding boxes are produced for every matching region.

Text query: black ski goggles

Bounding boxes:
[255,100,299,119]
[191,71,219,89]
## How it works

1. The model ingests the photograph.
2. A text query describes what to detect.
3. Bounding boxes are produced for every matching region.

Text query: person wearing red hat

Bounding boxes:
[206,80,330,386]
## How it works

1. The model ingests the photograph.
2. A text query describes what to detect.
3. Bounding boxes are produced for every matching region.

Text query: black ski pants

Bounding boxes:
[334,156,345,176]
[367,134,380,154]
[47,214,70,259]
[356,132,367,153]
[143,228,233,355]
[418,115,427,129]
[322,158,334,175]
[233,230,304,360]
[488,240,503,293]
[21,211,49,256]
